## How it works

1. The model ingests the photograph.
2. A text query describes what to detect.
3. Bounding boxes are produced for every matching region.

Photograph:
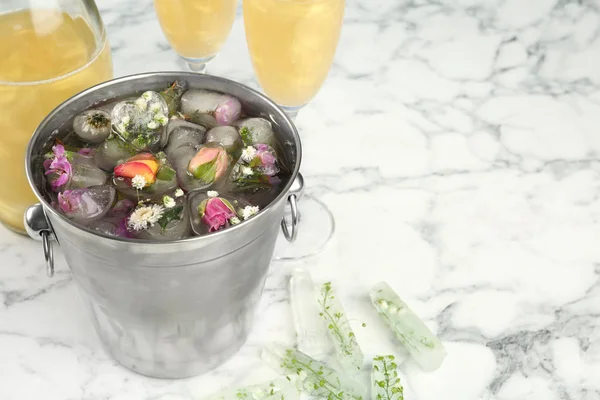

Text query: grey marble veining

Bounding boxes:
[1,0,600,398]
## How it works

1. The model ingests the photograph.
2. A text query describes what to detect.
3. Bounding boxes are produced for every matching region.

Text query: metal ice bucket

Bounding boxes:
[23,72,302,378]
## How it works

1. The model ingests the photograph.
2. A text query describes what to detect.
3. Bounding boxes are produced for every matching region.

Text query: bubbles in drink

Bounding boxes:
[38,82,290,241]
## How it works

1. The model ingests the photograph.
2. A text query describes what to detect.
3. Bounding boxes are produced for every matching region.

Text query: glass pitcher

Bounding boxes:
[0,0,113,234]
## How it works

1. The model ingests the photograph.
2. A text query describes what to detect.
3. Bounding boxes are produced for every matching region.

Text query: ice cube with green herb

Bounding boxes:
[318,282,364,372]
[203,377,299,400]
[370,282,446,372]
[261,342,366,400]
[371,355,404,400]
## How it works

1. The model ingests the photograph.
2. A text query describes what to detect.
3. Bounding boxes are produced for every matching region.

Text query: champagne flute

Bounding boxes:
[0,0,113,234]
[154,0,238,73]
[243,0,345,260]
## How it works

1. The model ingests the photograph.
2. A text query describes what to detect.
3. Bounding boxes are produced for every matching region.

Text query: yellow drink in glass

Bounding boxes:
[154,0,237,66]
[243,0,344,108]
[0,9,113,233]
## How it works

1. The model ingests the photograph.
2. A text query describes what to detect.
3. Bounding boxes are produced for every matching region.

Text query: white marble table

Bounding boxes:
[1,0,599,398]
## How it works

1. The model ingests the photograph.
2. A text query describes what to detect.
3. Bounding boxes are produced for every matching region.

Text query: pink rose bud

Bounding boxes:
[188,146,229,183]
[215,96,242,125]
[199,197,236,232]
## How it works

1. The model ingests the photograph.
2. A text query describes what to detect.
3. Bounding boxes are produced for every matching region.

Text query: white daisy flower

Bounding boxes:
[154,113,168,125]
[241,205,260,220]
[230,216,240,225]
[128,204,164,231]
[163,195,176,208]
[147,121,159,130]
[174,188,184,198]
[121,116,131,125]
[135,97,147,110]
[242,166,254,176]
[149,102,162,113]
[142,91,153,100]
[131,175,147,190]
[207,190,219,198]
[241,146,257,162]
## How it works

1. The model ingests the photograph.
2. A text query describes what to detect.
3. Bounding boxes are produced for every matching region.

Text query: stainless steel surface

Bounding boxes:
[24,203,55,277]
[281,195,299,242]
[24,72,302,378]
[41,231,54,278]
[281,173,303,242]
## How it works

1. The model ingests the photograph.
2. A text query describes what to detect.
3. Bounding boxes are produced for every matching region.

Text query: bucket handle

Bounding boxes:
[24,203,55,278]
[281,173,304,243]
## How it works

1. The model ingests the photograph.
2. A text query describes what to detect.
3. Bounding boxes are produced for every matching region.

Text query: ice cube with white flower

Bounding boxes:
[72,109,112,143]
[111,91,169,151]
[187,190,256,236]
[112,152,178,201]
[129,194,191,241]
[56,185,116,225]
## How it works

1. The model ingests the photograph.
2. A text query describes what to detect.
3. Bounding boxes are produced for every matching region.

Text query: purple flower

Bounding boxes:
[44,145,72,192]
[254,144,278,176]
[57,189,82,214]
[214,97,242,125]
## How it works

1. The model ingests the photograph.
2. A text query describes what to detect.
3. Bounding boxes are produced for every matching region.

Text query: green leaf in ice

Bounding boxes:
[372,355,404,400]
[158,205,183,231]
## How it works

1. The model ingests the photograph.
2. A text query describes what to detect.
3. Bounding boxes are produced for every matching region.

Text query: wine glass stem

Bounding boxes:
[187,61,207,74]
[281,105,303,121]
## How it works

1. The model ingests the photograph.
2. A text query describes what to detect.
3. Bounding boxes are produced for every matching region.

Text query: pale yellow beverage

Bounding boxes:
[154,0,238,61]
[243,0,345,107]
[0,9,112,233]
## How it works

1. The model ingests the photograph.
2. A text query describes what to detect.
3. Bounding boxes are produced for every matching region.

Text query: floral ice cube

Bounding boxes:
[114,155,178,202]
[130,194,191,241]
[370,282,446,372]
[261,343,366,400]
[181,89,242,126]
[188,190,257,235]
[56,185,116,225]
[111,91,169,151]
[72,109,112,143]
[44,145,108,192]
[170,144,229,192]
[224,144,281,196]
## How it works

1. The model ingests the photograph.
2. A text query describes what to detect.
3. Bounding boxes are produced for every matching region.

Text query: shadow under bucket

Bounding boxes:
[23,72,302,378]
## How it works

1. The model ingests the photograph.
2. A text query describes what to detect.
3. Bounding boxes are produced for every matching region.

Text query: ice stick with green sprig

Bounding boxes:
[202,377,299,400]
[290,268,333,360]
[370,282,446,372]
[372,355,404,400]
[261,342,366,400]
[318,282,364,372]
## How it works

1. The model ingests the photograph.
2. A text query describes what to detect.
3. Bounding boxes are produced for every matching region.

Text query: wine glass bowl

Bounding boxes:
[154,0,238,73]
[243,0,345,260]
